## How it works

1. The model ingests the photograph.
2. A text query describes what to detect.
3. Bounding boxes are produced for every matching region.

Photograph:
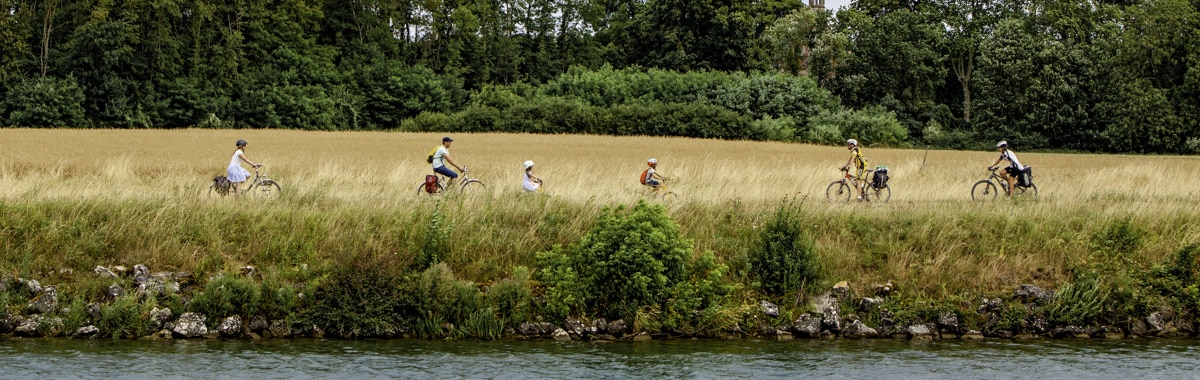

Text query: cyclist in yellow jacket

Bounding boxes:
[841,139,868,200]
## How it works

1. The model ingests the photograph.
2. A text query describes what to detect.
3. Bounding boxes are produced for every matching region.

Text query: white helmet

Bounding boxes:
[847,139,858,147]
[996,140,1008,148]
[524,160,534,169]
[647,158,657,165]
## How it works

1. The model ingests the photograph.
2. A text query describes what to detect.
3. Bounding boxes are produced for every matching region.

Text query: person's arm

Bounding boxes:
[989,153,1005,169]
[445,153,463,172]
[238,151,258,167]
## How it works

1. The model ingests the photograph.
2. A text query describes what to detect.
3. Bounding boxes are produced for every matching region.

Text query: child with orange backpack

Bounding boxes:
[640,158,666,188]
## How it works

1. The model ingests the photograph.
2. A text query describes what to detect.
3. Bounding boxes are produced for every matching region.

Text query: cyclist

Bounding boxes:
[227,139,260,195]
[522,160,542,192]
[432,136,464,187]
[840,139,868,200]
[988,140,1024,196]
[641,158,666,188]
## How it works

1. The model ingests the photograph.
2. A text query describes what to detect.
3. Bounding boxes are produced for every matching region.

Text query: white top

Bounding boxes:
[1000,150,1023,170]
[432,146,449,169]
[646,167,657,179]
[230,149,246,167]
[523,171,539,191]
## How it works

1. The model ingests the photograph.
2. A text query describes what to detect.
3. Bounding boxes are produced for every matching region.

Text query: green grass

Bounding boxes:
[2,189,1195,303]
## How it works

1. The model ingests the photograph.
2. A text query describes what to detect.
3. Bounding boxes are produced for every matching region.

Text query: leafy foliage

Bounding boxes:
[188,275,263,326]
[537,201,734,329]
[749,200,822,296]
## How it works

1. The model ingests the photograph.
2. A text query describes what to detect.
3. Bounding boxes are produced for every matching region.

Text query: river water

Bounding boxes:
[2,338,1197,379]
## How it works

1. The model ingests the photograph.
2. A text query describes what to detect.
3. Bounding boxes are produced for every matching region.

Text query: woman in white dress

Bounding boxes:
[227,139,260,194]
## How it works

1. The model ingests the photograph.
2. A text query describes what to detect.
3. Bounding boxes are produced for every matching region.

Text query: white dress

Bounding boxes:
[227,149,251,182]
[523,171,540,192]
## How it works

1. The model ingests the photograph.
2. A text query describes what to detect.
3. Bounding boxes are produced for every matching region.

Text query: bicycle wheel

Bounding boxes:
[971,180,998,201]
[826,181,852,203]
[247,180,282,198]
[867,184,891,203]
[417,182,445,196]
[1015,183,1038,198]
[460,180,486,193]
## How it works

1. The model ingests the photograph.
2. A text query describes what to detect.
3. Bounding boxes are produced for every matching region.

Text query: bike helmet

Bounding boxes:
[996,141,1008,148]
[524,160,534,169]
[847,139,858,147]
[647,158,657,166]
[236,139,247,147]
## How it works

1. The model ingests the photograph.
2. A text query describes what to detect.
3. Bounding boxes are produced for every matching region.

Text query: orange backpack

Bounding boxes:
[639,169,650,185]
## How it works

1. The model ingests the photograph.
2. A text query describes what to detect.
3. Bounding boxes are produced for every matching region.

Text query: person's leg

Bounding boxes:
[1001,170,1015,197]
[434,166,459,187]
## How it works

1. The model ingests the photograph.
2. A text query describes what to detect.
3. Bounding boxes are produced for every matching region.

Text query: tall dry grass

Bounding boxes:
[4,129,1199,296]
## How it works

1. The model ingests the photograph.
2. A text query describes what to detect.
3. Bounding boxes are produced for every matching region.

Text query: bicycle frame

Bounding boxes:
[421,167,486,195]
[972,168,1036,201]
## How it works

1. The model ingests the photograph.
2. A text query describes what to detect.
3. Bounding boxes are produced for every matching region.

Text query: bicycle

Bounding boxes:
[971,167,1037,201]
[826,167,890,203]
[210,165,282,198]
[417,167,487,196]
[646,178,677,200]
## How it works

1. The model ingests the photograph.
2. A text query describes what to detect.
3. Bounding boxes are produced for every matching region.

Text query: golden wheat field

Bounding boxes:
[2,128,1199,207]
[4,128,1200,295]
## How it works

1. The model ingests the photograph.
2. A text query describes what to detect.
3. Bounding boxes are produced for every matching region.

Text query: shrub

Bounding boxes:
[538,201,691,322]
[188,275,262,326]
[258,273,299,322]
[659,251,738,335]
[807,106,908,147]
[398,111,461,132]
[304,257,414,338]
[4,76,88,127]
[749,200,822,296]
[488,266,535,325]
[1145,245,1200,323]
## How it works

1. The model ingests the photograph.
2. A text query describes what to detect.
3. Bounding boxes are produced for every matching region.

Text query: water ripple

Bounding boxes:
[2,338,1198,379]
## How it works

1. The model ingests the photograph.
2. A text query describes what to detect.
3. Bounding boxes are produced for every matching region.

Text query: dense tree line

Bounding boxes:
[0,0,1197,153]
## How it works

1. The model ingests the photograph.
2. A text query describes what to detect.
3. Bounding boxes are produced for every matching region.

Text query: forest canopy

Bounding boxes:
[1,0,1197,153]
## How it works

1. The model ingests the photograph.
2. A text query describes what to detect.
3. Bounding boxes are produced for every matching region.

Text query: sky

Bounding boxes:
[819,0,854,11]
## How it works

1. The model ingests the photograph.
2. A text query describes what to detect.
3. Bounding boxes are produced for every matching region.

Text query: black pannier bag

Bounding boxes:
[1018,166,1033,187]
[872,167,889,189]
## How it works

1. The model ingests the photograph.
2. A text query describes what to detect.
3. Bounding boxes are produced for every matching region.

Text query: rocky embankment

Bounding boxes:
[1,267,1195,341]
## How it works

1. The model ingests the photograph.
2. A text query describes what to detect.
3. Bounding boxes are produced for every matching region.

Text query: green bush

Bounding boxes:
[659,251,738,335]
[304,258,414,338]
[749,200,822,296]
[488,266,535,325]
[188,275,262,325]
[4,76,88,127]
[258,273,299,322]
[399,111,462,132]
[807,106,909,147]
[538,201,691,322]
[1145,245,1200,323]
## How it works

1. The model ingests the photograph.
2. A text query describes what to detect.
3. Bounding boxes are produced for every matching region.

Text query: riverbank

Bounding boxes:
[1,193,1198,341]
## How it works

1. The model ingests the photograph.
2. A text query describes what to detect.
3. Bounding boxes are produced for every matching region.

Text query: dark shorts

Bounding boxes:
[434,166,458,179]
[1005,167,1021,177]
[646,179,660,187]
